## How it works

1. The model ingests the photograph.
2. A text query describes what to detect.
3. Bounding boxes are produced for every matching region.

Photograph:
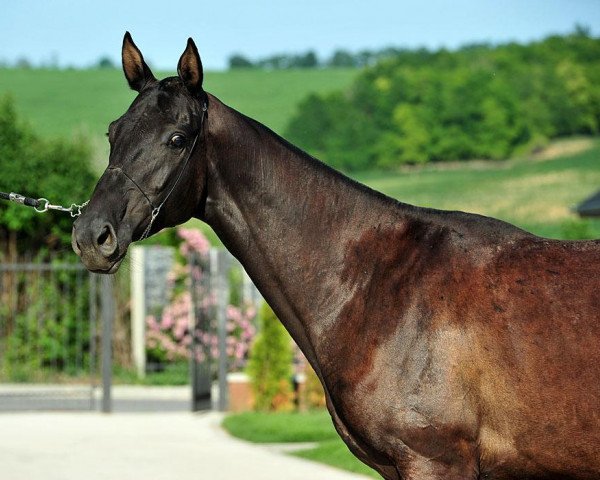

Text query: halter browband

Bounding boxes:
[108,100,208,241]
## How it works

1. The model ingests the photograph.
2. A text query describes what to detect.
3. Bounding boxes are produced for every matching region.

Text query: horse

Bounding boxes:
[72,33,600,479]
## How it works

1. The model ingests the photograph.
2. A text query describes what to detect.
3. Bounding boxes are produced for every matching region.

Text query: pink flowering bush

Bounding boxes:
[145,228,257,372]
[177,227,210,257]
[192,303,257,370]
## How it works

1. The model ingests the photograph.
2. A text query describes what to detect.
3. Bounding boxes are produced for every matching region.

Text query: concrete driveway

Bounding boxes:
[0,411,371,480]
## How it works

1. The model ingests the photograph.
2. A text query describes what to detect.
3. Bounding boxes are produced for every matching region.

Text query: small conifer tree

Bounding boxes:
[303,363,326,409]
[247,302,294,411]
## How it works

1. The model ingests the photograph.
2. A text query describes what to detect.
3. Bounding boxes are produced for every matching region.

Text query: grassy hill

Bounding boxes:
[353,138,600,240]
[0,67,357,169]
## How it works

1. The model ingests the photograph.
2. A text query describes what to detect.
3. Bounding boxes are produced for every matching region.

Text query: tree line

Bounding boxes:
[228,47,409,70]
[284,29,600,170]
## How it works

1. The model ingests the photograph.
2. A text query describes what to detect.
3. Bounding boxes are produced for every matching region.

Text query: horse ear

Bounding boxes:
[177,38,204,95]
[122,32,156,92]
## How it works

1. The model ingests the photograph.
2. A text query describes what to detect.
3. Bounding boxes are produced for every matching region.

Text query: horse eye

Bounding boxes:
[168,134,186,149]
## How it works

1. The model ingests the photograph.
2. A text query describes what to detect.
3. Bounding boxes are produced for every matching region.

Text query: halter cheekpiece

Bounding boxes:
[108,99,208,241]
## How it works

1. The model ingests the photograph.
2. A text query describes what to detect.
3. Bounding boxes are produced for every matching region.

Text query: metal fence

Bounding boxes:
[0,261,100,411]
[0,249,262,413]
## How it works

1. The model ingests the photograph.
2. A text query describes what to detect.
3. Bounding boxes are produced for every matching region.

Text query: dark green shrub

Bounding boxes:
[0,95,96,256]
[0,260,92,382]
[0,96,96,381]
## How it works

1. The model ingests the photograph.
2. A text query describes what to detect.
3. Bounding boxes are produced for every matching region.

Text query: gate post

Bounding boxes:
[189,252,212,412]
[210,249,230,412]
[89,272,98,410]
[130,247,146,378]
[100,276,114,413]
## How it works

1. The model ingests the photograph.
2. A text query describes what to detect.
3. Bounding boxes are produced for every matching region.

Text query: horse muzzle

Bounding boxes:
[72,216,125,274]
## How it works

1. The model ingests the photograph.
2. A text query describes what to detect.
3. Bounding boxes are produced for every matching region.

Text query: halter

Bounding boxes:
[108,100,208,241]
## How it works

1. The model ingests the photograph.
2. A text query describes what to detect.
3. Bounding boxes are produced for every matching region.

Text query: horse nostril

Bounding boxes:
[96,223,117,256]
[97,225,111,246]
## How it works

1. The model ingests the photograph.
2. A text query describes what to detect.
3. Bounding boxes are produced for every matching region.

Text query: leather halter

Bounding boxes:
[108,100,207,241]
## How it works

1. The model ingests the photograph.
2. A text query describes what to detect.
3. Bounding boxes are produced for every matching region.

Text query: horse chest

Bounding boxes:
[319,322,483,476]
[324,377,481,480]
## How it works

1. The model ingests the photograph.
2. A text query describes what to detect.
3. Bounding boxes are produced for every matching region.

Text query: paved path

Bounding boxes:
[0,384,193,412]
[0,411,370,480]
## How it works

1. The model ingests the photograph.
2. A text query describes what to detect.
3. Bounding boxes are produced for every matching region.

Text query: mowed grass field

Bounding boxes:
[1,67,598,242]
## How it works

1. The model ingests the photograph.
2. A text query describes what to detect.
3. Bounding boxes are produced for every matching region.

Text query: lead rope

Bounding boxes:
[0,191,88,217]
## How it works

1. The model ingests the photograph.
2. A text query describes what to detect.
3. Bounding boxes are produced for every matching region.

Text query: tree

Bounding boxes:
[96,56,115,69]
[295,50,319,69]
[0,96,96,258]
[375,104,431,167]
[228,54,254,69]
[329,49,357,68]
[285,33,600,169]
[258,54,287,70]
[15,57,31,69]
[574,24,592,38]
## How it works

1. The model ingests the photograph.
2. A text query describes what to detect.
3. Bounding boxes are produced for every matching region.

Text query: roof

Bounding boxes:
[576,190,600,217]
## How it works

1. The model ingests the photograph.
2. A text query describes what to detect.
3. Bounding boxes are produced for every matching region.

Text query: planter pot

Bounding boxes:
[227,372,254,412]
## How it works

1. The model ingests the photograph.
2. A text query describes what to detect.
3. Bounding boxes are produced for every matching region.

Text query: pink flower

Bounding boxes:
[146,316,160,332]
[161,313,174,329]
[177,228,210,256]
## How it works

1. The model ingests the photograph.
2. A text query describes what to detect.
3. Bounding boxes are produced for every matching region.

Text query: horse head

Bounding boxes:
[72,32,208,273]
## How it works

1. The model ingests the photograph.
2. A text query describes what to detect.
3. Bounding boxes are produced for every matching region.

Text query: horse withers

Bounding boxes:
[72,33,600,479]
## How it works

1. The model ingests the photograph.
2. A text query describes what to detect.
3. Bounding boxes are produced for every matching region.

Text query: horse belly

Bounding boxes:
[473,311,600,478]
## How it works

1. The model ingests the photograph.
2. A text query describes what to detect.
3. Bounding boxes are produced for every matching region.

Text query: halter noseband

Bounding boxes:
[108,100,208,241]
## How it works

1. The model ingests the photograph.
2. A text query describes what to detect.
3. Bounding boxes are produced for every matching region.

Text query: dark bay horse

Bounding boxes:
[72,33,600,479]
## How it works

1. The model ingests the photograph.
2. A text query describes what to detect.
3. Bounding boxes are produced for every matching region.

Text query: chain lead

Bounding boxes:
[34,198,88,216]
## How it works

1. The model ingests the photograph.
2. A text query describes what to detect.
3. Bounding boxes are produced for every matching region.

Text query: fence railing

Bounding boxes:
[0,247,263,412]
[0,261,100,410]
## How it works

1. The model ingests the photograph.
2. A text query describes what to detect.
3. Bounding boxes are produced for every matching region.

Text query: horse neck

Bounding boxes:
[202,96,410,362]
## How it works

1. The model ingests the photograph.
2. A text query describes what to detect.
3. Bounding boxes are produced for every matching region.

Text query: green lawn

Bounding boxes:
[293,438,380,478]
[223,410,380,478]
[113,362,190,386]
